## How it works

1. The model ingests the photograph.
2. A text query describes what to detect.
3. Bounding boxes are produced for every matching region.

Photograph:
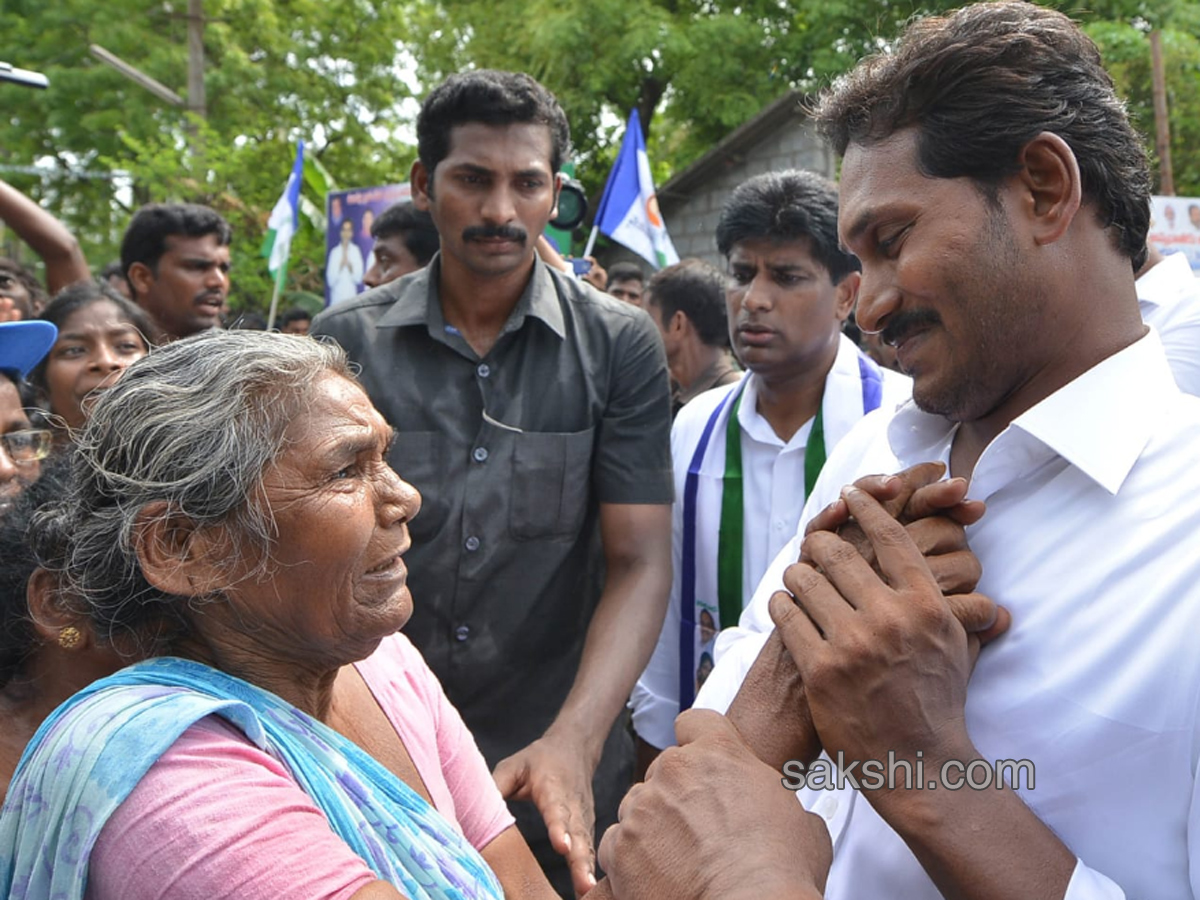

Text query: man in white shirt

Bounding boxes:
[630,170,909,761]
[605,3,1200,898]
[1137,245,1200,395]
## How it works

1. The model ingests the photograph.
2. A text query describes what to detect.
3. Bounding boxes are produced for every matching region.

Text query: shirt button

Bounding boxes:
[473,446,489,463]
[813,794,839,821]
[477,363,490,378]
[464,535,481,552]
[455,624,471,642]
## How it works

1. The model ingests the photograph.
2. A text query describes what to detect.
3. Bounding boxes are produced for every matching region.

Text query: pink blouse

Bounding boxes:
[86,633,514,900]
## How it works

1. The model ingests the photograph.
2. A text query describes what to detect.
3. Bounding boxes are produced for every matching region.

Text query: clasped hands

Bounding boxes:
[599,462,1011,900]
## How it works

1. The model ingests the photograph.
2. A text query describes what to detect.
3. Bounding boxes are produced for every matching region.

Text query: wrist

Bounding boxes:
[710,870,823,900]
[864,732,979,834]
[542,719,605,771]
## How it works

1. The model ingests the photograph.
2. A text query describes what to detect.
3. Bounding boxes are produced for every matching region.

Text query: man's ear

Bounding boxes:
[834,271,860,322]
[411,160,433,210]
[126,262,155,299]
[549,172,564,221]
[132,500,230,598]
[669,310,689,336]
[1016,132,1082,248]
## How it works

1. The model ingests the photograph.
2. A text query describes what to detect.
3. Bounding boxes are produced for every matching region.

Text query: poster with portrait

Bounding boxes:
[325,183,412,306]
[1148,195,1200,275]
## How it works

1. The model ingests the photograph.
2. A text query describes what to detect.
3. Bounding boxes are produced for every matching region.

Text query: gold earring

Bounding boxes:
[57,626,83,650]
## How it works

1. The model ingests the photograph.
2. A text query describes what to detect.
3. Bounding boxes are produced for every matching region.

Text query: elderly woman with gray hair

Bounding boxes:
[0,331,569,900]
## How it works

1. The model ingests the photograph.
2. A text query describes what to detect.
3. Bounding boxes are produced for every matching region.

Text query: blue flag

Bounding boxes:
[593,110,678,269]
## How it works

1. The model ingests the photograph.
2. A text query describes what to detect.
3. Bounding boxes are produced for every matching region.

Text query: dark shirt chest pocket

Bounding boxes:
[388,431,450,544]
[509,427,595,540]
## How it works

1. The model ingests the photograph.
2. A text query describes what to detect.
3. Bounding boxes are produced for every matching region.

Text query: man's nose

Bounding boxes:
[480,186,517,224]
[854,268,901,335]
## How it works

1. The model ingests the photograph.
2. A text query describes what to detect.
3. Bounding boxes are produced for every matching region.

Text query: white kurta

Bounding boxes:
[699,330,1200,899]
[630,335,910,750]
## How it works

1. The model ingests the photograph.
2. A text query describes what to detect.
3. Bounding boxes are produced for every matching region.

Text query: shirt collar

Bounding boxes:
[822,334,878,450]
[375,253,566,341]
[887,329,1176,496]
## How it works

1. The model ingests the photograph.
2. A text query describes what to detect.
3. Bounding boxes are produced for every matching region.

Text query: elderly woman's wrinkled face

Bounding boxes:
[218,373,421,666]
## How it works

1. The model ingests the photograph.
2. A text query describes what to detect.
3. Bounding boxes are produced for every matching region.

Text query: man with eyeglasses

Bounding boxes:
[0,320,56,515]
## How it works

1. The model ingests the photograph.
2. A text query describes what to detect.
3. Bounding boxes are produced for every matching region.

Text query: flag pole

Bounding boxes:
[582,224,599,259]
[266,270,284,331]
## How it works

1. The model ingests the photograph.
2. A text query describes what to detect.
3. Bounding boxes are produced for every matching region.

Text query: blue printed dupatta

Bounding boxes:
[0,657,505,900]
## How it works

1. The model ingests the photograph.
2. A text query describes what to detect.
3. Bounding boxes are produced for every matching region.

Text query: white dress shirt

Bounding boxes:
[698,330,1200,898]
[630,335,910,750]
[1138,251,1200,396]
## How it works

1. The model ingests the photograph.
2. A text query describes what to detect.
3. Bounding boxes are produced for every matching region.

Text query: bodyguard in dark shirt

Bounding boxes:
[312,70,674,898]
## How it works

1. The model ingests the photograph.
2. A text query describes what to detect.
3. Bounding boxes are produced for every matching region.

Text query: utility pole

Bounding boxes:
[187,0,206,122]
[1150,30,1175,196]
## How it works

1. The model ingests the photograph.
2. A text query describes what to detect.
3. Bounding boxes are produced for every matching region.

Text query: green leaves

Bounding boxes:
[1,0,1196,312]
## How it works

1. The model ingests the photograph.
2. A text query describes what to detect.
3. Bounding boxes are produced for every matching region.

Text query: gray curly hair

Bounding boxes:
[30,330,353,646]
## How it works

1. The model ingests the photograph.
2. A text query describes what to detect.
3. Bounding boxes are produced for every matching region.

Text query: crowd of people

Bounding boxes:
[1,2,1200,898]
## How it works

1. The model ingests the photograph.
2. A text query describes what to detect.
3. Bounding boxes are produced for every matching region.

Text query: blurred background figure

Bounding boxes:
[98,262,133,300]
[605,261,645,306]
[642,259,740,416]
[363,202,440,289]
[278,307,313,335]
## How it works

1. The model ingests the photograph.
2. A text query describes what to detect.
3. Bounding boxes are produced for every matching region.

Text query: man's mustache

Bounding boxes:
[881,308,942,348]
[462,224,528,243]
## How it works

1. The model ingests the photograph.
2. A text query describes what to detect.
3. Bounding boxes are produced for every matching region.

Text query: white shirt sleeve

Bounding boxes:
[1061,860,1127,899]
[630,408,698,751]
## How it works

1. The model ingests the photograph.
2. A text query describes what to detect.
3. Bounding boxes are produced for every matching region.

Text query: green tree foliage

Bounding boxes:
[0,0,1197,309]
[406,0,1200,204]
[0,0,418,310]
[1085,19,1200,197]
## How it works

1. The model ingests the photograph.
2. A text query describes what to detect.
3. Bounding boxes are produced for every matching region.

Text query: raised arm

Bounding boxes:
[0,179,90,294]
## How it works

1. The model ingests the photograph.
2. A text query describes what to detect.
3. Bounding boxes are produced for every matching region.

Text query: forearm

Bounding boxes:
[0,179,90,293]
[874,739,1075,900]
[725,629,820,770]
[548,545,672,762]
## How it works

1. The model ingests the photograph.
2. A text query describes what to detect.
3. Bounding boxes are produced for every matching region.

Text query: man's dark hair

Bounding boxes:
[416,70,572,177]
[716,170,860,284]
[372,202,440,267]
[119,203,233,280]
[646,259,730,348]
[606,262,645,288]
[278,307,312,329]
[814,1,1151,271]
